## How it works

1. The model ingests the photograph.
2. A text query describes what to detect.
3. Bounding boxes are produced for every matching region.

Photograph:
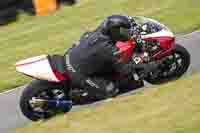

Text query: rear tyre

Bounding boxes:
[145,44,190,84]
[20,80,71,121]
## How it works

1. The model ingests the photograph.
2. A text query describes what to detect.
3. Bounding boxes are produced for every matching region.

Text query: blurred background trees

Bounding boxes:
[0,0,78,26]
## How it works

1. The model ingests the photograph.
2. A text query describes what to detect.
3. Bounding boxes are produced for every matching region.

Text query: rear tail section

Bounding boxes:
[16,55,65,82]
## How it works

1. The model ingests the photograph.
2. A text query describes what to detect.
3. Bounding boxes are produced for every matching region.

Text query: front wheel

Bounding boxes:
[145,44,190,84]
[20,80,72,121]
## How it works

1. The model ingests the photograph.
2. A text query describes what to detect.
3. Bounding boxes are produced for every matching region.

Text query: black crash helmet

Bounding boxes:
[99,15,132,42]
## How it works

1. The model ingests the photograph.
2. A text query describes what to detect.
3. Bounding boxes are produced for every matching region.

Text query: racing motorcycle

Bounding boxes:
[16,17,190,121]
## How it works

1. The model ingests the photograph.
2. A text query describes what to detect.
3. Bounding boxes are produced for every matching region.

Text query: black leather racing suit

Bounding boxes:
[65,31,136,100]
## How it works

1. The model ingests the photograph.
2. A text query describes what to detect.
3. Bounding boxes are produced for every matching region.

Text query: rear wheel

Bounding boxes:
[145,44,190,84]
[20,80,71,121]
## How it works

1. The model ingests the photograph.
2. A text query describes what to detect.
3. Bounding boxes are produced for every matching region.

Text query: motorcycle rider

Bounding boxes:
[65,15,159,100]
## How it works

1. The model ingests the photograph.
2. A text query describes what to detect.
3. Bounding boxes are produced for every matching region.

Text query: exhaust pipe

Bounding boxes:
[47,99,72,112]
[30,98,72,112]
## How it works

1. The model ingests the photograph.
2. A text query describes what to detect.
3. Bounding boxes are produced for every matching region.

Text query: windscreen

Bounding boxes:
[133,16,170,34]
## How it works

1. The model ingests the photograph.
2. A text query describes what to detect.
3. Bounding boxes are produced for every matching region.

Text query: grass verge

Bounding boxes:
[1,0,200,91]
[16,73,200,133]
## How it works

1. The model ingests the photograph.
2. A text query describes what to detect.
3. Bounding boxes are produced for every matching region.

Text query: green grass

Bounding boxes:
[1,0,200,91]
[16,73,200,133]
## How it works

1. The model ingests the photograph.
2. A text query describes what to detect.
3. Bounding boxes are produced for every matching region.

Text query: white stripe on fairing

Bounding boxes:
[16,55,59,82]
[141,29,174,39]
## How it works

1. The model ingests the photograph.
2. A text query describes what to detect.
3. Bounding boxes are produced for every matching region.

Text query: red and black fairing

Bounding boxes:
[110,39,135,81]
[144,37,175,60]
[115,38,135,63]
[115,33,175,63]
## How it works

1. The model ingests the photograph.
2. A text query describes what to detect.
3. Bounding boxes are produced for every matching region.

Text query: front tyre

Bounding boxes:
[145,44,190,84]
[20,80,71,121]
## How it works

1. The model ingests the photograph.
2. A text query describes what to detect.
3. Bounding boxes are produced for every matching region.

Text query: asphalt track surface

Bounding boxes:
[0,30,200,133]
